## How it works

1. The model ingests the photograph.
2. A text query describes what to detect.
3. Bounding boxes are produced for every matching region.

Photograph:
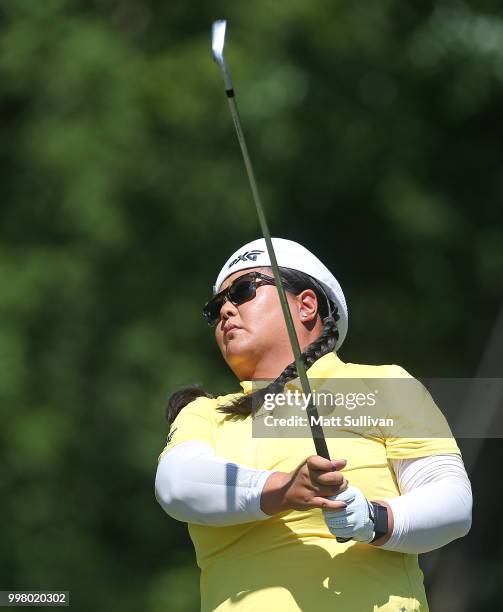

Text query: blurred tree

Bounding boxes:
[0,0,502,610]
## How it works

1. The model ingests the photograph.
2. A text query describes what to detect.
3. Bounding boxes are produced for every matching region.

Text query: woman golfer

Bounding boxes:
[155,237,472,611]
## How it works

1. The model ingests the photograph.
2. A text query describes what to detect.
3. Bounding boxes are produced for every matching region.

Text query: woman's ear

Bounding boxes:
[297,289,318,322]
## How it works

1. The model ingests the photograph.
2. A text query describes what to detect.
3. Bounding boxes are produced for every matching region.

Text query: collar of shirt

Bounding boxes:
[238,351,344,395]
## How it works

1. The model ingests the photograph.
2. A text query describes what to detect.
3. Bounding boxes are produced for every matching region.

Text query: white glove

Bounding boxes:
[323,485,375,543]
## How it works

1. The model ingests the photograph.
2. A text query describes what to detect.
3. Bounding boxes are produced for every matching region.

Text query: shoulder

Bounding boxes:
[158,390,246,461]
[336,360,414,379]
[336,362,424,403]
[181,394,218,415]
[180,391,248,421]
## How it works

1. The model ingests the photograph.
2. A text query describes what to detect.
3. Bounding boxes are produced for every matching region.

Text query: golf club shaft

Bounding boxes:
[223,89,330,460]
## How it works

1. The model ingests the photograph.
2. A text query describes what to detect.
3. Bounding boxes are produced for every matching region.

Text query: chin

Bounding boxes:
[223,339,248,361]
[223,341,254,373]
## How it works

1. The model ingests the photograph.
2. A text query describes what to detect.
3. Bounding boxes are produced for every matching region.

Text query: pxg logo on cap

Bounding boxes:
[228,249,264,269]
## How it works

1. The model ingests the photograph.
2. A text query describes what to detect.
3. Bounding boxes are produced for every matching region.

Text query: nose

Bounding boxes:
[220,296,238,321]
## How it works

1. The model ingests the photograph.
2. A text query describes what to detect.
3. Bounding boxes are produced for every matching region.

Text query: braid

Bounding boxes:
[219,309,340,416]
[302,314,340,368]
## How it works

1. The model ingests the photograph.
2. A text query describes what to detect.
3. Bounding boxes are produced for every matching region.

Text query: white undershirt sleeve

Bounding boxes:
[155,441,274,525]
[156,441,473,551]
[379,453,472,553]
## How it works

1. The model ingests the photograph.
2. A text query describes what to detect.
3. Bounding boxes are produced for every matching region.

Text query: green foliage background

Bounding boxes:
[1,1,502,610]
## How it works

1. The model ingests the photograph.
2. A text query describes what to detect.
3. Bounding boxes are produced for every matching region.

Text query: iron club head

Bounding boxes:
[211,19,233,92]
[211,20,226,62]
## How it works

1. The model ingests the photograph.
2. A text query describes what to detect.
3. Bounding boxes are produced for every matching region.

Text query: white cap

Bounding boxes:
[213,238,348,349]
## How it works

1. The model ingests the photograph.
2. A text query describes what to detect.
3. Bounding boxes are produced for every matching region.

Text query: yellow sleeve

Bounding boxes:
[157,396,217,463]
[382,365,461,460]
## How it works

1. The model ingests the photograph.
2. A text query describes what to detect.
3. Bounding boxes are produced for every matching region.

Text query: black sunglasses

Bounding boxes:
[203,272,289,326]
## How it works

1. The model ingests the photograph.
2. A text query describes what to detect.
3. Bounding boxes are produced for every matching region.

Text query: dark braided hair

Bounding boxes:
[165,267,339,426]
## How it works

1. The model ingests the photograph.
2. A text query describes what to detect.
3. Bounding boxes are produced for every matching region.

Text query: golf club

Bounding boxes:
[211,19,331,461]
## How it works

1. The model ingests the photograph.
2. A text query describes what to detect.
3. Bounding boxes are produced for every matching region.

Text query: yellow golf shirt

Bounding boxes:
[158,352,460,611]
